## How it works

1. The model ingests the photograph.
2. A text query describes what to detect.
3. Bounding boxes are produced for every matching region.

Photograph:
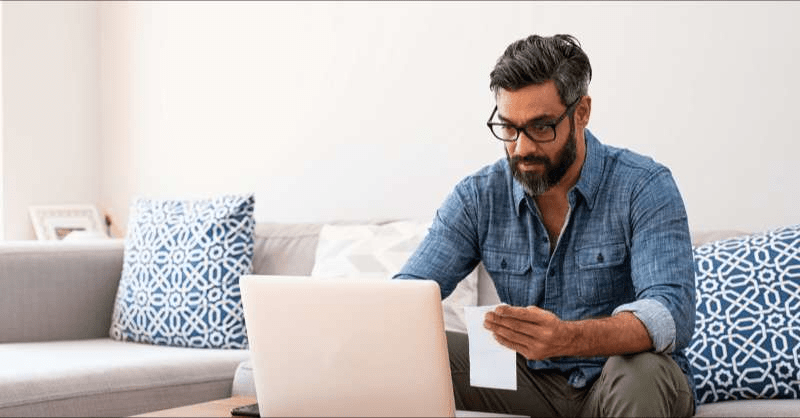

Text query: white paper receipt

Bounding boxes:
[464,304,517,391]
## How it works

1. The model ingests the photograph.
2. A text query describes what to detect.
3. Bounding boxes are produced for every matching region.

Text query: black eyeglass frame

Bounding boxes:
[486,96,582,143]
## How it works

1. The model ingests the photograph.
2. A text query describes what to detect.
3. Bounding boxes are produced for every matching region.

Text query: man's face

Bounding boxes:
[495,81,578,196]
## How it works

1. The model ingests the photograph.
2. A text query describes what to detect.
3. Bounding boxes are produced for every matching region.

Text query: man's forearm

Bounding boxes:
[486,305,655,361]
[563,311,653,358]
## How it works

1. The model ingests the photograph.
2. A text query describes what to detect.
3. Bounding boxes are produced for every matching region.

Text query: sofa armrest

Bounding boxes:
[0,239,125,343]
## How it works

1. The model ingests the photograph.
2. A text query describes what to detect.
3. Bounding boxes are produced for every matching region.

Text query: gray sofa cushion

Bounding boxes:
[252,222,323,276]
[0,338,249,417]
[694,399,800,417]
[0,240,125,343]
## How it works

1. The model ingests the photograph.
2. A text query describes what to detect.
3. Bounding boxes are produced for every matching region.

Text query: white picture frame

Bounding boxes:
[28,204,107,240]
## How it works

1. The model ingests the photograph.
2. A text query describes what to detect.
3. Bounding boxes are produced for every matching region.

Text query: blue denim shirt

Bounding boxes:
[394,129,696,395]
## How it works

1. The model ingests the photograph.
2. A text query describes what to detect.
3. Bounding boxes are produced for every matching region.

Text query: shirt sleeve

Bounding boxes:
[393,179,482,299]
[613,299,677,353]
[622,168,696,353]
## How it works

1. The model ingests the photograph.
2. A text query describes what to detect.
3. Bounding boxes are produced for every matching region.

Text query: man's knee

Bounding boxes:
[604,352,674,388]
[600,352,689,399]
[589,352,693,417]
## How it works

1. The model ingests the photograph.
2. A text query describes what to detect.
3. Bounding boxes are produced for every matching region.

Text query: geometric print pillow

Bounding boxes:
[687,224,800,404]
[109,194,255,349]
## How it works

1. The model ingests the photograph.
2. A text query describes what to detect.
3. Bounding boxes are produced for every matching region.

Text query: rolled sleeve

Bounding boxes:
[613,298,676,353]
[628,168,697,351]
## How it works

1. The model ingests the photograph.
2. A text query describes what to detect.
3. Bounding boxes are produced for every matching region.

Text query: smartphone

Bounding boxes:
[230,402,260,417]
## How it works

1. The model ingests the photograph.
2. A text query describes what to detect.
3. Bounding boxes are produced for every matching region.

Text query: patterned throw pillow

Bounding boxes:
[310,221,479,333]
[109,194,255,349]
[688,224,800,403]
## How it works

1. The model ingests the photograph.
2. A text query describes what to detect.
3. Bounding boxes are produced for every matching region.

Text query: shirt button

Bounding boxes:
[549,270,556,277]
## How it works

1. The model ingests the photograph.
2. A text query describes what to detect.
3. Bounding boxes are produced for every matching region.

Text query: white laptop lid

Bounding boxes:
[240,275,456,418]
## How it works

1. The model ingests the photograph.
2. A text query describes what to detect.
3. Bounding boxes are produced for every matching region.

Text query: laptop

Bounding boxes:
[239,275,457,417]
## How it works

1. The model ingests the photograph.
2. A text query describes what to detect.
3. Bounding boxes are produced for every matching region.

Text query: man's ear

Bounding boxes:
[575,96,592,128]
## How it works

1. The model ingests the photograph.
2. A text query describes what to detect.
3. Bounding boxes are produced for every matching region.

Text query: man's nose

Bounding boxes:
[512,131,542,156]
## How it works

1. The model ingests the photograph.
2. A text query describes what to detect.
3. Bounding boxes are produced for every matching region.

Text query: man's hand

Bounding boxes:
[484,305,573,361]
[484,305,654,360]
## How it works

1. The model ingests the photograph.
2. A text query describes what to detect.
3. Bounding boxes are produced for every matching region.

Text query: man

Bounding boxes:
[394,34,696,417]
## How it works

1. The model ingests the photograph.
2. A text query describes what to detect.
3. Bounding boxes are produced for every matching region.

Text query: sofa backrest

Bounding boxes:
[0,223,753,343]
[690,229,750,247]
[252,222,323,276]
[0,240,125,343]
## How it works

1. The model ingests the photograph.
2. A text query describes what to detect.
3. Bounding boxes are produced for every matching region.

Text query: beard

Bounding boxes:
[507,116,577,196]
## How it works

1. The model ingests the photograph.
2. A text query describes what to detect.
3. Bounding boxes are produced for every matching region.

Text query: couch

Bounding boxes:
[1,222,798,417]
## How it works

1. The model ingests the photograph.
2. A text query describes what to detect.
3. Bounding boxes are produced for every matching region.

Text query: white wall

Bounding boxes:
[97,2,514,233]
[4,2,799,239]
[99,1,800,234]
[2,1,101,240]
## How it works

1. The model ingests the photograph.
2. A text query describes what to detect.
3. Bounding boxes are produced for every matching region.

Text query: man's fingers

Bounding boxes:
[486,313,541,339]
[494,334,526,355]
[485,305,564,361]
[486,305,554,338]
[491,326,529,353]
[494,304,552,323]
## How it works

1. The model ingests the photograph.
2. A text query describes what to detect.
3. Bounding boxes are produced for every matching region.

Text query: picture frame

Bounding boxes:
[28,204,107,240]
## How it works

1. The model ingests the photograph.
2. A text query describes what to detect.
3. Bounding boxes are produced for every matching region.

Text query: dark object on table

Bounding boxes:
[230,402,259,417]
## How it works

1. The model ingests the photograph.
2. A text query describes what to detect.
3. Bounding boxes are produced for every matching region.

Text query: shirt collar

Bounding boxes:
[511,128,604,216]
[511,168,527,217]
[573,129,603,211]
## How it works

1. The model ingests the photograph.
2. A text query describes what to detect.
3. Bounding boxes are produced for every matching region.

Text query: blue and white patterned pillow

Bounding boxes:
[688,224,800,404]
[109,194,255,349]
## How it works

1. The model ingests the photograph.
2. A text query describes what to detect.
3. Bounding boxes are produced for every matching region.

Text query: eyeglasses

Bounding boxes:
[486,96,581,143]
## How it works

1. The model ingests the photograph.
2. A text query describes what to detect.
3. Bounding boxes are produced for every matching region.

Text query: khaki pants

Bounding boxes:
[446,331,694,417]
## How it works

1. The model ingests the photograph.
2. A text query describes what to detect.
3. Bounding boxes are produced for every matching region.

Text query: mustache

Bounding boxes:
[510,154,550,165]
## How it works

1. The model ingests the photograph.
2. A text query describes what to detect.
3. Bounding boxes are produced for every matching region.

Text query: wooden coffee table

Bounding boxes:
[135,395,256,417]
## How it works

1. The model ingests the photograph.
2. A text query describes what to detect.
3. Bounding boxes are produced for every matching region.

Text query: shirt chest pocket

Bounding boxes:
[575,242,630,304]
[482,248,532,305]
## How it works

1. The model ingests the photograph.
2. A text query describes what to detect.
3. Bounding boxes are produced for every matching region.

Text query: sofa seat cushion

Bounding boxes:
[693,399,800,417]
[0,338,249,417]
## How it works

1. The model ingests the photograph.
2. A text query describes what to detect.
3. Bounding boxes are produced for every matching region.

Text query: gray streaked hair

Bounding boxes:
[490,34,592,106]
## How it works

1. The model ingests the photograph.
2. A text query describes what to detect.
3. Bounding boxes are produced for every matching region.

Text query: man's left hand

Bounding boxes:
[484,305,573,361]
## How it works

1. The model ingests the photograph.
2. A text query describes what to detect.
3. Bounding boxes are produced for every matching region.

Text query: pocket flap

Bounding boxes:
[576,242,626,269]
[483,248,531,274]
